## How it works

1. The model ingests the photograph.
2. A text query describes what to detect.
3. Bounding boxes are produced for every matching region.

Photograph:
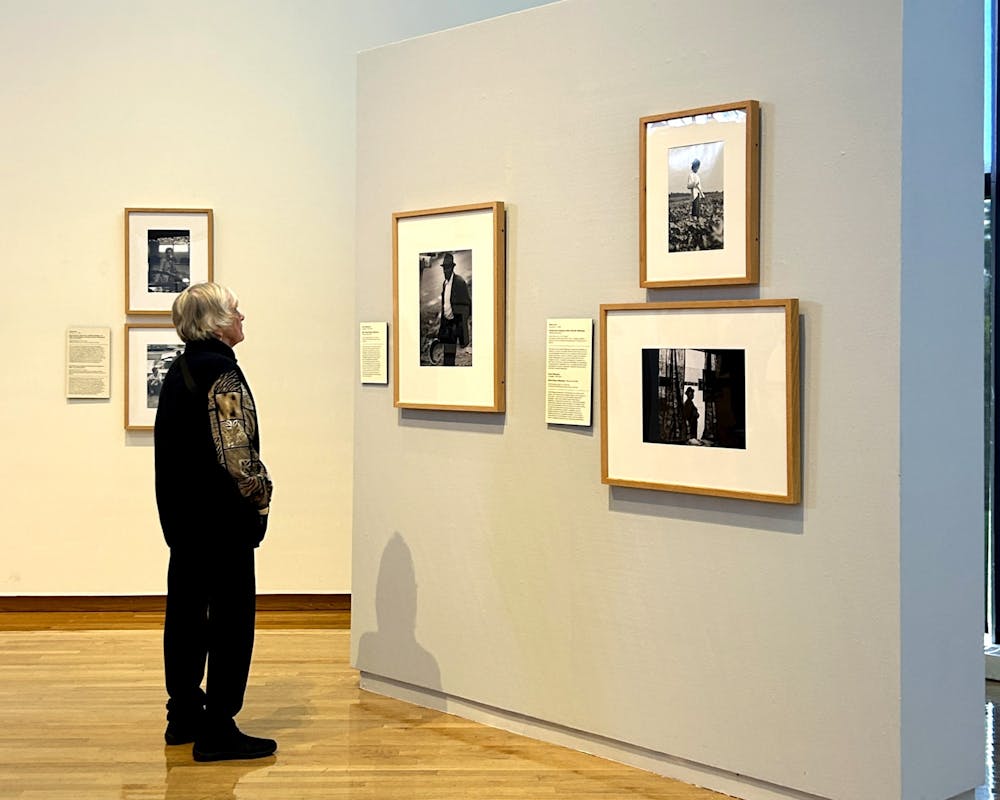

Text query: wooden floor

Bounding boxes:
[0,611,727,800]
[0,612,996,800]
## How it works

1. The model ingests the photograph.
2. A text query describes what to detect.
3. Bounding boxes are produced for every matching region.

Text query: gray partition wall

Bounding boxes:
[352,2,985,799]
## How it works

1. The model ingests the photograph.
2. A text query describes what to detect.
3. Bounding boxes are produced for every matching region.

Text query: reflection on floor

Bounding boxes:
[1,612,999,800]
[0,626,731,800]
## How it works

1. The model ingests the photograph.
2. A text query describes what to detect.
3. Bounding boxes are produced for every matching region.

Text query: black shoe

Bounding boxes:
[193,728,277,762]
[164,714,205,746]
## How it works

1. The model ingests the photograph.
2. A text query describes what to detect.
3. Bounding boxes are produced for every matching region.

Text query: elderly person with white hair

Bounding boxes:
[153,282,275,762]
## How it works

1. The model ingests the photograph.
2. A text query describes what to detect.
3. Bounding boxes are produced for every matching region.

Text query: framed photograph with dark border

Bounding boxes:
[640,100,760,288]
[124,322,183,431]
[125,208,213,314]
[600,299,800,503]
[393,202,506,412]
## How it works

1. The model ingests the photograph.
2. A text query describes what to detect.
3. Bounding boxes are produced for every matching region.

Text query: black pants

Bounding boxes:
[438,316,465,366]
[164,545,256,728]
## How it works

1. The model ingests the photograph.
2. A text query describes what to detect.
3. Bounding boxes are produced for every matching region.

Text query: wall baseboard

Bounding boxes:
[360,672,829,800]
[0,594,350,613]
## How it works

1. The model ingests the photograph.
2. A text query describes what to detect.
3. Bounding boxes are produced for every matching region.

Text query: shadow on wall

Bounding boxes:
[355,532,441,691]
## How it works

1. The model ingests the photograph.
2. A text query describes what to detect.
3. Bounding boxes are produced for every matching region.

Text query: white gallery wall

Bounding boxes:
[351,1,985,799]
[0,0,553,596]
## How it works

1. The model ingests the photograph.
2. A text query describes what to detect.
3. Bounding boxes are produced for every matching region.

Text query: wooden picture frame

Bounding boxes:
[124,323,183,431]
[639,100,760,288]
[125,208,213,314]
[393,202,506,412]
[600,299,800,503]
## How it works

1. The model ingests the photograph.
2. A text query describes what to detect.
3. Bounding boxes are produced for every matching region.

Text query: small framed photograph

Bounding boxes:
[124,323,184,431]
[393,202,506,412]
[600,299,800,503]
[125,208,213,314]
[640,100,760,288]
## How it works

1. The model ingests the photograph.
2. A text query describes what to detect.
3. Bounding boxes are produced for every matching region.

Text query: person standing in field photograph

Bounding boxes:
[667,141,725,253]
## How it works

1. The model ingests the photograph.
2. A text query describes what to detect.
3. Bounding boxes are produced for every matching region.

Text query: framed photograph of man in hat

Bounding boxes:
[640,100,760,288]
[125,208,213,314]
[600,299,800,503]
[393,202,506,412]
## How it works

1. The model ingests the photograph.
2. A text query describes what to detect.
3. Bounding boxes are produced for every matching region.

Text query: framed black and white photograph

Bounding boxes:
[125,323,183,430]
[125,208,213,314]
[600,299,800,503]
[393,202,505,412]
[640,101,760,288]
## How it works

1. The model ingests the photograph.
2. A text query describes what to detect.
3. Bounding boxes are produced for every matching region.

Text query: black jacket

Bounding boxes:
[154,337,272,549]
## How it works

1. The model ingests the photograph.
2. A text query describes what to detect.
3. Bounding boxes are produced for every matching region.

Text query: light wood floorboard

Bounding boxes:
[0,610,348,632]
[0,613,726,800]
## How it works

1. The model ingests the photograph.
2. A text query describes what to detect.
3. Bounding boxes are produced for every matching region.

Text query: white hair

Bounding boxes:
[171,282,240,343]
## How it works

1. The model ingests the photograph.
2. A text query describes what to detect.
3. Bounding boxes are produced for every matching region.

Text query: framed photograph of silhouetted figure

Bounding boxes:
[393,202,505,412]
[640,100,760,288]
[600,299,800,504]
[125,208,213,314]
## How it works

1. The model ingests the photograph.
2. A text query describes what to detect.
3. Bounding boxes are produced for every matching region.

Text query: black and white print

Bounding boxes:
[147,229,191,293]
[418,249,473,367]
[145,344,183,409]
[667,141,724,253]
[641,347,745,449]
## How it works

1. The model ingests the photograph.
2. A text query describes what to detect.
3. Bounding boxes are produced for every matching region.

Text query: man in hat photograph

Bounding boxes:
[682,385,700,442]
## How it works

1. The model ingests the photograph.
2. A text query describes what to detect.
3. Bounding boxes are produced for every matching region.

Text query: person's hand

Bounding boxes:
[252,512,269,547]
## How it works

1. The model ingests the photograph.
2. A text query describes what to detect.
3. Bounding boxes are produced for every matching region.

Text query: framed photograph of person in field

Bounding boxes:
[640,101,760,288]
[392,202,506,412]
[125,208,213,314]
[600,299,800,503]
